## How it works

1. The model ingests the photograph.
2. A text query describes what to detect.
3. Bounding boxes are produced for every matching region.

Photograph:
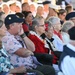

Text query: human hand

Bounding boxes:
[9,66,26,73]
[18,25,24,36]
[16,66,27,73]
[25,50,34,56]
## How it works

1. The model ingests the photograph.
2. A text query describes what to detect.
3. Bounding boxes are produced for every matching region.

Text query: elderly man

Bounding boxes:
[2,14,55,75]
[0,20,27,75]
[61,21,74,44]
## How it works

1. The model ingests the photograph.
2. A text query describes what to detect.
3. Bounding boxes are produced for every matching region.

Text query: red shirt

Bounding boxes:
[28,34,49,53]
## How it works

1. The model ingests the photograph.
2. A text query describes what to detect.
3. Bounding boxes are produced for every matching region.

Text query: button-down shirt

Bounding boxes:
[2,31,37,69]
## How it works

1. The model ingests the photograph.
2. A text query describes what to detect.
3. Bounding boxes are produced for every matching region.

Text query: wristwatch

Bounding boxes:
[20,33,26,38]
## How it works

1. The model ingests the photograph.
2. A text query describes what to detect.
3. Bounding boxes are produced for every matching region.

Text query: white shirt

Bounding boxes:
[62,32,70,44]
[61,43,75,75]
[52,34,64,52]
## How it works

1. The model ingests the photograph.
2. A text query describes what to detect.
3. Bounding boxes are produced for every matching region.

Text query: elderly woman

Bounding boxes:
[61,21,74,44]
[48,16,64,52]
[45,21,62,65]
[48,16,62,40]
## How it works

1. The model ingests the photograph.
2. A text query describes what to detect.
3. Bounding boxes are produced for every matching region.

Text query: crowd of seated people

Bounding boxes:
[0,0,75,75]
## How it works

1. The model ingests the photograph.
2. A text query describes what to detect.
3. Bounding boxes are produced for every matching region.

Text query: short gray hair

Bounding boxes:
[48,16,60,25]
[61,21,74,32]
[31,17,44,31]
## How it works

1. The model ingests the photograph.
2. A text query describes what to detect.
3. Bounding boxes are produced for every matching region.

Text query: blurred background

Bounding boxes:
[1,0,75,9]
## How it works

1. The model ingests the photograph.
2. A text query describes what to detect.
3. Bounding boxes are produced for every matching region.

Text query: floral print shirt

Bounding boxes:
[0,48,14,72]
[2,31,37,69]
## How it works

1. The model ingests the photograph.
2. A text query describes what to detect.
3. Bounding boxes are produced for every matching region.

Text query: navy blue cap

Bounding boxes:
[65,12,75,20]
[43,1,51,5]
[4,14,24,25]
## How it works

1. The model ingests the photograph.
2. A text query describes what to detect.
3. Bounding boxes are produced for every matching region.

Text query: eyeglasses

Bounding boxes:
[38,24,45,27]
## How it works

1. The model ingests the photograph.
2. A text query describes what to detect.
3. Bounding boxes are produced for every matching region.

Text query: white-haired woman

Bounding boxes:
[48,16,64,52]
[61,21,74,44]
